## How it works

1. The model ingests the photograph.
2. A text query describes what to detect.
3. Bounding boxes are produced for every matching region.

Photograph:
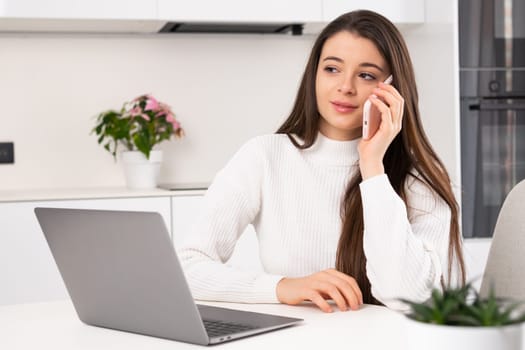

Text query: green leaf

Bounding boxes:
[463,304,484,320]
[441,298,459,319]
[133,133,151,159]
[447,314,482,326]
[407,304,435,323]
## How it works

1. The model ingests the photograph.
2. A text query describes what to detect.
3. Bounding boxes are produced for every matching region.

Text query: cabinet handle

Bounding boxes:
[469,102,525,111]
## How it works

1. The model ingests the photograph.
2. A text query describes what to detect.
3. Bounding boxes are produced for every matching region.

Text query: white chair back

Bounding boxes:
[480,179,525,299]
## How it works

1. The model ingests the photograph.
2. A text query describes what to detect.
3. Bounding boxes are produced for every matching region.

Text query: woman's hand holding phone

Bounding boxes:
[359,75,405,180]
[362,75,393,140]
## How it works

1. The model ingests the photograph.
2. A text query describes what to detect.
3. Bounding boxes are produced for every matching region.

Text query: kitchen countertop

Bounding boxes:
[0,184,208,203]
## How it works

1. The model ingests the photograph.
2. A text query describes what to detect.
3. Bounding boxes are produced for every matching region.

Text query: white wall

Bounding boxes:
[401,0,460,187]
[0,33,314,189]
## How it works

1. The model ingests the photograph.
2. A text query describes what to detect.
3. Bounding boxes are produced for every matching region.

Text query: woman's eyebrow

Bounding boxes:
[322,56,344,63]
[321,57,385,73]
[360,62,385,72]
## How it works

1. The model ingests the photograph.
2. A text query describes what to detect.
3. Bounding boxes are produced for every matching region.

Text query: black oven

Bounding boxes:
[459,0,525,238]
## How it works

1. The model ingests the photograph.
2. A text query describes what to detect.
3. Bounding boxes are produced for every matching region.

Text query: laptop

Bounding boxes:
[34,207,302,345]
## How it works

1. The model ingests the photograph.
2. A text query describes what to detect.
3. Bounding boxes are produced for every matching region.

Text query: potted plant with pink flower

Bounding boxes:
[93,94,184,189]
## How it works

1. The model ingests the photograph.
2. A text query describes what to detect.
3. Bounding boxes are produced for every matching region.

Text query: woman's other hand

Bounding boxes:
[359,82,405,180]
[276,269,363,313]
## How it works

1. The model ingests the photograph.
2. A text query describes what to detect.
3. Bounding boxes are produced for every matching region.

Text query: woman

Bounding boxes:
[177,10,466,312]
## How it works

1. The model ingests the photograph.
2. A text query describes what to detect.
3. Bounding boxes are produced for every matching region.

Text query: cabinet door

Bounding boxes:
[0,0,157,19]
[323,0,425,24]
[171,195,263,272]
[158,0,323,23]
[0,196,170,305]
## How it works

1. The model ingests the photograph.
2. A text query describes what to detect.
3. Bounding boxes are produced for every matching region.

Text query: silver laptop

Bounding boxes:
[35,207,302,345]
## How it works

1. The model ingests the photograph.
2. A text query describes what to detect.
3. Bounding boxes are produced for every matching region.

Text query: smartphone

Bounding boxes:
[362,75,393,140]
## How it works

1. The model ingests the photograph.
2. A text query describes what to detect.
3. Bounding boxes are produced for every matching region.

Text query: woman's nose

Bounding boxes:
[337,77,356,95]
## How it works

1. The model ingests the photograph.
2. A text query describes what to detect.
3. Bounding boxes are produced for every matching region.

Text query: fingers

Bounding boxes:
[276,270,365,313]
[372,83,405,131]
[379,81,403,100]
[324,269,364,306]
[308,291,334,313]
[369,96,393,131]
[277,277,338,313]
[369,95,400,136]
[315,280,352,311]
[319,271,361,310]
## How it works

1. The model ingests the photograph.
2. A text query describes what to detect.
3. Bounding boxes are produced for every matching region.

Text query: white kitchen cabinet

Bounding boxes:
[158,0,323,23]
[0,196,170,305]
[323,0,425,24]
[0,0,425,34]
[0,0,161,32]
[171,195,263,272]
[0,0,157,19]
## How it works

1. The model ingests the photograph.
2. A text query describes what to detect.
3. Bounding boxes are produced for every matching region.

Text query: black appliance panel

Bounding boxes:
[459,0,525,68]
[459,0,525,238]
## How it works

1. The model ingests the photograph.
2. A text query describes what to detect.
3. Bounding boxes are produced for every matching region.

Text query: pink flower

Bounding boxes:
[144,95,159,111]
[129,106,142,117]
[166,113,180,129]
[126,106,150,121]
[155,102,172,118]
[155,110,167,118]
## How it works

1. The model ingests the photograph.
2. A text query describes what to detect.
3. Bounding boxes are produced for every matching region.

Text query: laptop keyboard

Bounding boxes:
[203,319,257,338]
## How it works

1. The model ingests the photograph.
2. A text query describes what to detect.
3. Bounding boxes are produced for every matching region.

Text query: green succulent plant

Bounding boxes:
[402,283,525,327]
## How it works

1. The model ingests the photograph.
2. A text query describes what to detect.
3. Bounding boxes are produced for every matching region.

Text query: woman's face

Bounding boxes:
[315,31,390,140]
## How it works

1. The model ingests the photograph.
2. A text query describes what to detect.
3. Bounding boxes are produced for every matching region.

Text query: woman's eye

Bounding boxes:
[324,66,339,73]
[359,72,376,81]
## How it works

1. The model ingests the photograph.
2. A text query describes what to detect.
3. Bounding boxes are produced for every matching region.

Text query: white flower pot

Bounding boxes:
[120,150,163,190]
[405,317,523,350]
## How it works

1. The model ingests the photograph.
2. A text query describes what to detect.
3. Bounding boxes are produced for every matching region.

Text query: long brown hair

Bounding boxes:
[276,10,465,304]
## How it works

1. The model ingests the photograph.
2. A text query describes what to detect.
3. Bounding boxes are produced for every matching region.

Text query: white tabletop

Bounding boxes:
[1,300,407,349]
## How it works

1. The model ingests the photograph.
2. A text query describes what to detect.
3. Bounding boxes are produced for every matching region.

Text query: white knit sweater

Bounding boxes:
[177,133,452,309]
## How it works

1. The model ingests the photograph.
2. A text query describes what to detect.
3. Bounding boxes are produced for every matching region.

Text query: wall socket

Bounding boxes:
[0,142,14,164]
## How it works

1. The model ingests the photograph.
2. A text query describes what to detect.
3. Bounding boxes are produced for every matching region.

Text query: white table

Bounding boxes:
[1,300,408,349]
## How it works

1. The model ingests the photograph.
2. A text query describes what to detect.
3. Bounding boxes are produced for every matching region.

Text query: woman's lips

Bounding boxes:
[330,101,358,113]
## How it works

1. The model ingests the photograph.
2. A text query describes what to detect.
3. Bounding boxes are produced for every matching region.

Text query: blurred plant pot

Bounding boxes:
[405,316,523,350]
[121,150,163,189]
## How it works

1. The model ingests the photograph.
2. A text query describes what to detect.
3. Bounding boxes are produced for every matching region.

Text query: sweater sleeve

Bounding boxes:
[176,138,284,303]
[359,174,452,310]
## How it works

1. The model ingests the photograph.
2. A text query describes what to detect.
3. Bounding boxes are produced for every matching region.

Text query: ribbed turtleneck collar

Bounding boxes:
[302,132,360,167]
